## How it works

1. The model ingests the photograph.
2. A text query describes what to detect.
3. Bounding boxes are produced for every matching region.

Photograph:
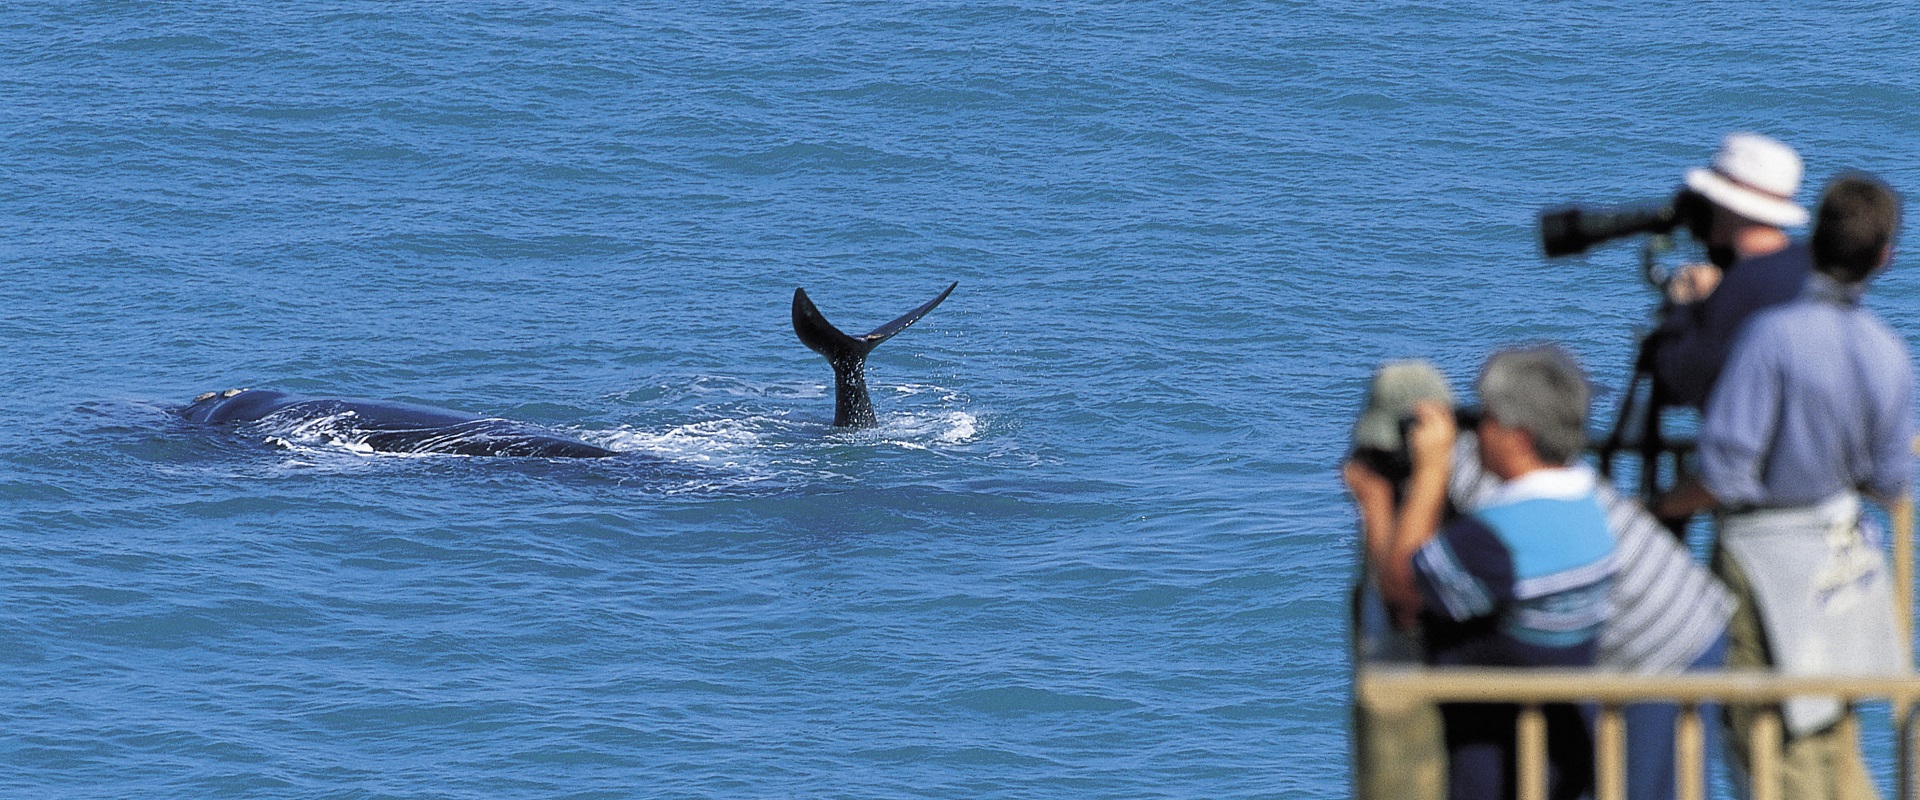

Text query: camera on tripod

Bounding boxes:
[1536,187,1717,512]
[1538,187,1714,258]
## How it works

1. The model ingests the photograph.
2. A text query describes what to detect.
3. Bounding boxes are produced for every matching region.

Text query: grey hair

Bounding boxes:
[1476,346,1590,464]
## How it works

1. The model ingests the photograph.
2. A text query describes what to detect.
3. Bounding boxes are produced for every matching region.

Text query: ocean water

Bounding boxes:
[4,1,1919,797]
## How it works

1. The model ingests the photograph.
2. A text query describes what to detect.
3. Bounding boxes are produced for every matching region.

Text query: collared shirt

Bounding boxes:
[1700,273,1914,507]
[1414,467,1614,668]
[1449,437,1732,673]
[1655,242,1811,407]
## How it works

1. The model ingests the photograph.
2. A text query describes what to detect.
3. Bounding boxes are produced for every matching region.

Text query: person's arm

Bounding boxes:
[1864,341,1915,505]
[1342,459,1398,586]
[1694,321,1783,508]
[1378,401,1456,626]
[1654,476,1719,519]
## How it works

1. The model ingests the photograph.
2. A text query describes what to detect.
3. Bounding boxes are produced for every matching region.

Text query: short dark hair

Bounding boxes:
[1813,173,1900,284]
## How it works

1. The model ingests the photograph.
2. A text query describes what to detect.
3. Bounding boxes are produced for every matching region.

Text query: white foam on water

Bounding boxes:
[251,410,380,454]
[589,416,778,468]
[868,410,980,450]
[866,384,981,447]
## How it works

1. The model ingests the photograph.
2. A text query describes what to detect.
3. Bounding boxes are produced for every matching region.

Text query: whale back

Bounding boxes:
[178,389,616,458]
[179,389,302,424]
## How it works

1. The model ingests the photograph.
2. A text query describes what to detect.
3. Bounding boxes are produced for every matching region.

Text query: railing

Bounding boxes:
[1351,493,1918,800]
[1357,668,1920,800]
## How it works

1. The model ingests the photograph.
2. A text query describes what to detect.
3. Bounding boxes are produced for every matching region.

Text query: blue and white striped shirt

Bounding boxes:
[1449,438,1733,673]
[1415,468,1614,667]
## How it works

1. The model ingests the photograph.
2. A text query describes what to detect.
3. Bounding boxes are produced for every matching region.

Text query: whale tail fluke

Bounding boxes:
[792,281,957,428]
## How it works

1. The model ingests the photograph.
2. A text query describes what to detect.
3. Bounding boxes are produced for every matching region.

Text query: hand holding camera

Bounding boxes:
[1665,263,1722,304]
[1404,400,1458,476]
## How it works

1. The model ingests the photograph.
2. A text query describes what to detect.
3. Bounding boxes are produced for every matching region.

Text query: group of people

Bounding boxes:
[1344,132,1911,800]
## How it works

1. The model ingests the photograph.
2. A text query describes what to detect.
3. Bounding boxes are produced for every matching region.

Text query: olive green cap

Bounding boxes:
[1351,360,1453,451]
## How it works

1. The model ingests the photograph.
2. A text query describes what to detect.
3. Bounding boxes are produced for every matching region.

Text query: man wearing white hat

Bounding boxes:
[1652,132,1811,408]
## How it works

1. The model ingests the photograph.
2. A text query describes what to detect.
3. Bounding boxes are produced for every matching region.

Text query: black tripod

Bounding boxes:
[1592,334,1696,538]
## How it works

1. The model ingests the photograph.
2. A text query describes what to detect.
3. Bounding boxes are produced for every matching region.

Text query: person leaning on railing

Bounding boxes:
[1347,356,1736,800]
[1347,346,1613,800]
[1656,173,1912,800]
[1452,428,1732,800]
[1345,361,1456,800]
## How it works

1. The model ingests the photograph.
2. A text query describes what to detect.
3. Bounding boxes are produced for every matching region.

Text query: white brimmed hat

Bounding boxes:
[1351,360,1453,452]
[1684,132,1809,228]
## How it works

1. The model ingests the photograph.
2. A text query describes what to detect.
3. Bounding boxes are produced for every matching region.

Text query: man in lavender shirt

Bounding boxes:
[1658,174,1910,799]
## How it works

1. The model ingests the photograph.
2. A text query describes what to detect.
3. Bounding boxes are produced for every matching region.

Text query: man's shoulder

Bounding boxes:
[1723,241,1812,293]
[1737,300,1810,342]
[1470,473,1612,581]
[1474,495,1612,569]
[1857,306,1910,353]
[1475,492,1609,533]
[1473,469,1609,535]
[1745,294,1910,356]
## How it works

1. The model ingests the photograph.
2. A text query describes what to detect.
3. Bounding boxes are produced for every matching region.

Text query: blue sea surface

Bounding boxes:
[4,1,1920,797]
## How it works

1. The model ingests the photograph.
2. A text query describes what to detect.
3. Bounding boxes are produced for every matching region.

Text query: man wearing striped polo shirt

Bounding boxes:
[1451,428,1731,800]
[1378,346,1614,800]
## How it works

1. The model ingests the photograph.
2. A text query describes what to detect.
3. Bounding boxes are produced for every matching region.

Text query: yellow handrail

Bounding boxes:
[1356,667,1920,800]
[1349,444,1920,800]
[1358,667,1920,710]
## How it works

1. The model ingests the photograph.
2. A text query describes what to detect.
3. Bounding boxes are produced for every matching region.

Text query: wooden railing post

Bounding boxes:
[1676,703,1704,800]
[1895,489,1914,664]
[1518,703,1547,800]
[1595,704,1626,800]
[1751,707,1783,800]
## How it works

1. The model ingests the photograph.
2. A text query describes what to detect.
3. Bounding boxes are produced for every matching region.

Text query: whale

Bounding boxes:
[177,389,618,458]
[793,281,957,428]
[178,282,957,456]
